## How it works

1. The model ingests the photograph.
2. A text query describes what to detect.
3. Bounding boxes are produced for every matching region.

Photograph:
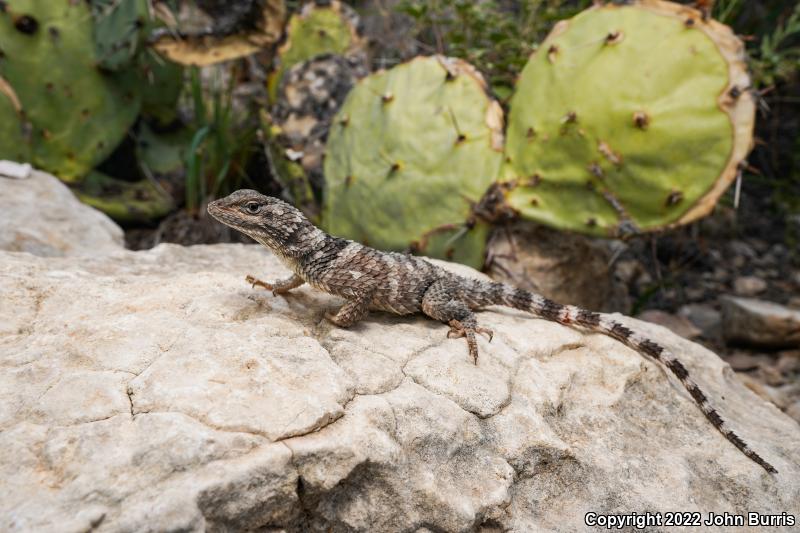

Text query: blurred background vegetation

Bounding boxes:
[0,0,797,267]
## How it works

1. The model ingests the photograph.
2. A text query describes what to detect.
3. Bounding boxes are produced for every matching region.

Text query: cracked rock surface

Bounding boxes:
[1,244,798,532]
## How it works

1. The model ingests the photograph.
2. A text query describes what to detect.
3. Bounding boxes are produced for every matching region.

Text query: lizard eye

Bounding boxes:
[245,201,261,214]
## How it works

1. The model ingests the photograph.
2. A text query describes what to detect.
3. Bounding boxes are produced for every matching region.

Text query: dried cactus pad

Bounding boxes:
[0,0,141,181]
[503,0,755,237]
[323,56,504,268]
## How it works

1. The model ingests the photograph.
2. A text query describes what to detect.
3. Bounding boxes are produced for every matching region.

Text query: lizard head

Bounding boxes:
[207,189,316,255]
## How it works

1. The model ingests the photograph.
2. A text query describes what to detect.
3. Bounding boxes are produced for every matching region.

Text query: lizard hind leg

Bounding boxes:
[325,292,373,328]
[246,273,304,295]
[422,279,493,364]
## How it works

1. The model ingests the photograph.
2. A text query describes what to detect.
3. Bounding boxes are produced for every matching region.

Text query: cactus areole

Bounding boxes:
[503,0,755,237]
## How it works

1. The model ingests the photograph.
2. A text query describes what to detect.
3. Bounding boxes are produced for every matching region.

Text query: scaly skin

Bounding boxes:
[208,189,777,474]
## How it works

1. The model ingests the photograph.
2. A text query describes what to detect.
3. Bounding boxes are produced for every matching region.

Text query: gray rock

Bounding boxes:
[1,245,798,532]
[721,296,800,348]
[733,276,768,296]
[636,310,701,340]
[678,303,722,338]
[0,169,124,256]
[785,401,800,424]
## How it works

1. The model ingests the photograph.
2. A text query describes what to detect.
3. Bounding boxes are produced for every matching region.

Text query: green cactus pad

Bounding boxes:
[268,0,364,102]
[0,0,141,181]
[0,81,30,163]
[91,0,149,71]
[323,56,504,269]
[503,0,754,237]
[140,51,184,125]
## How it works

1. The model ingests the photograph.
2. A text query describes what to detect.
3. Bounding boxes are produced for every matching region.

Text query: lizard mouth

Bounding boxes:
[206,201,239,229]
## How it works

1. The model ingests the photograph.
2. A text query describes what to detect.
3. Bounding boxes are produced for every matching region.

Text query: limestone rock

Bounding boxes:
[636,310,701,340]
[1,245,798,532]
[721,296,800,349]
[0,169,124,257]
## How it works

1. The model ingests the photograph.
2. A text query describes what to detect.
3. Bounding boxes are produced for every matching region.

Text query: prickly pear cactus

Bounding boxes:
[139,50,184,126]
[323,56,504,269]
[91,0,150,71]
[268,0,365,102]
[503,0,755,237]
[0,0,141,182]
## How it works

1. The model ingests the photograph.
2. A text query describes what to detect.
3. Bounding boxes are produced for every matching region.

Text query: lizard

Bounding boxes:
[207,189,778,474]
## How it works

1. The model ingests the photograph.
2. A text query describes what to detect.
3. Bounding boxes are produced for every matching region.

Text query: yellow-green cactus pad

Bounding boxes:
[0,0,141,182]
[323,56,504,269]
[268,0,364,102]
[503,0,754,237]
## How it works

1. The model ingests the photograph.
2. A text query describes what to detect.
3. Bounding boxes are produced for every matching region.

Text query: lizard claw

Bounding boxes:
[245,275,273,291]
[446,320,493,365]
[477,327,493,342]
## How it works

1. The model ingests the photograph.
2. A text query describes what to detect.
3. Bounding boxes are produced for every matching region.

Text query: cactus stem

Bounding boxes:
[633,111,650,129]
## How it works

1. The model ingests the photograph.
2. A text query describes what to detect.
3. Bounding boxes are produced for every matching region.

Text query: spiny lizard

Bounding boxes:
[208,189,777,474]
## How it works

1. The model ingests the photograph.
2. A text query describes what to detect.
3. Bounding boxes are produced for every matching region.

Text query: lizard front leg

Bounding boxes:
[245,273,304,295]
[325,292,373,328]
[421,279,492,364]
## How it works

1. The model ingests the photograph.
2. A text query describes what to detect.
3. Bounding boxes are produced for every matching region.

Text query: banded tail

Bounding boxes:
[462,278,777,474]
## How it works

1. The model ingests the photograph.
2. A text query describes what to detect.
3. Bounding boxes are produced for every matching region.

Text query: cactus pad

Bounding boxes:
[503,0,755,237]
[0,0,141,181]
[268,0,364,102]
[91,0,149,71]
[323,56,504,268]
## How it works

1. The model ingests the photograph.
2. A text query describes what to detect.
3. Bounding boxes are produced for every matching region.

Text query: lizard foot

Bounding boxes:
[447,319,493,365]
[246,275,274,291]
[245,275,295,296]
